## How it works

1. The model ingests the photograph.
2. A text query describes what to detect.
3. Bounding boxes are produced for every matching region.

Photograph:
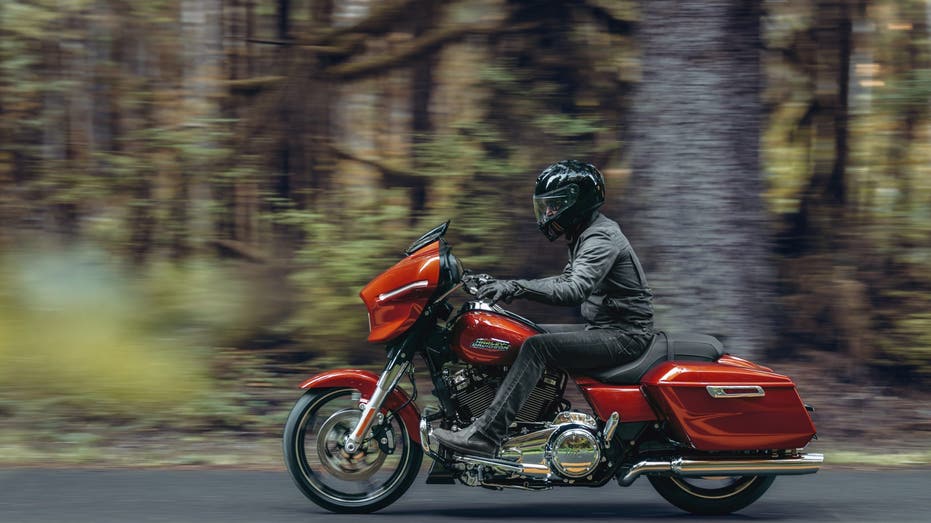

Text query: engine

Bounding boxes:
[441,365,566,426]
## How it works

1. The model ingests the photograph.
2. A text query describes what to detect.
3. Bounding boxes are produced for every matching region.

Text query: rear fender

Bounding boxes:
[299,369,422,444]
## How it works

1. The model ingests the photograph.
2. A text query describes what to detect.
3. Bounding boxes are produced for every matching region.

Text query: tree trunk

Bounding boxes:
[214,0,238,241]
[626,0,772,357]
[277,0,291,42]
[0,1,10,239]
[407,0,439,223]
[178,0,223,257]
[305,0,336,199]
[787,0,854,254]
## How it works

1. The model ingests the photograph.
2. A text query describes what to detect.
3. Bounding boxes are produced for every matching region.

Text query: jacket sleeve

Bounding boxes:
[511,229,621,306]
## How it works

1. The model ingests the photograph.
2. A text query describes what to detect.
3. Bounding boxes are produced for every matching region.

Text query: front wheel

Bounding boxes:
[648,475,775,515]
[283,388,422,513]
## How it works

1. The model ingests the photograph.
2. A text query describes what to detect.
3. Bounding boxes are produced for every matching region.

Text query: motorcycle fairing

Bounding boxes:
[299,369,422,444]
[360,241,441,343]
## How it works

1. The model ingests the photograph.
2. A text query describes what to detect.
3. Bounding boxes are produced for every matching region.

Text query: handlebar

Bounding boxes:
[461,272,496,297]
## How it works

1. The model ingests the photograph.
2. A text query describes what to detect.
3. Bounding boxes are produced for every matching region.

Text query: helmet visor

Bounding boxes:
[533,185,579,225]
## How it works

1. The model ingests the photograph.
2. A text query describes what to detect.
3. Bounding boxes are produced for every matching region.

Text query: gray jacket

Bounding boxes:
[513,213,654,334]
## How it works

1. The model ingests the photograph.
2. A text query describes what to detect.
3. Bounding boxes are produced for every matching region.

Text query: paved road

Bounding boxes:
[1,468,929,522]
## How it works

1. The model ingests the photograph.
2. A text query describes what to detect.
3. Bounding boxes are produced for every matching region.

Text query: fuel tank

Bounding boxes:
[450,304,543,366]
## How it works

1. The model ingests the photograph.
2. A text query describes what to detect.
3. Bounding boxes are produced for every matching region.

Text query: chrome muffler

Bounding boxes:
[618,453,824,486]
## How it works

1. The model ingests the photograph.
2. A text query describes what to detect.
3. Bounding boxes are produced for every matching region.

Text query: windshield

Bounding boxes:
[405,220,449,255]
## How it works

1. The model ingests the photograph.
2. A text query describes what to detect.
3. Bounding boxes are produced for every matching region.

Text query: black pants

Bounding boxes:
[474,325,652,443]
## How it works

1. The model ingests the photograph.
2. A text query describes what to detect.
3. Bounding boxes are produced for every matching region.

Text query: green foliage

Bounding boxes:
[880,312,931,374]
[412,121,531,270]
[283,192,414,361]
[136,257,259,343]
[0,244,268,429]
[763,0,931,375]
[0,247,214,417]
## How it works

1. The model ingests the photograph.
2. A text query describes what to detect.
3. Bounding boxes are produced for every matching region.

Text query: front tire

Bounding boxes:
[648,475,775,515]
[283,388,422,513]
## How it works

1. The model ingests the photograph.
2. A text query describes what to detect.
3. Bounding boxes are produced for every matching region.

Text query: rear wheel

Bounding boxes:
[648,475,775,515]
[283,388,422,513]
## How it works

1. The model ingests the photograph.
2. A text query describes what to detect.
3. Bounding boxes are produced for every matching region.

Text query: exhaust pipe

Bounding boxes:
[618,453,824,486]
[458,455,550,476]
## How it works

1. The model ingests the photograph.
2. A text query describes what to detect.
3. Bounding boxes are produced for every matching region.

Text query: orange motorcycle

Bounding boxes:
[283,222,821,514]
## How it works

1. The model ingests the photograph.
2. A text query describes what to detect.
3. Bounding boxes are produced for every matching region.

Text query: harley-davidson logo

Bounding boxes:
[470,338,511,352]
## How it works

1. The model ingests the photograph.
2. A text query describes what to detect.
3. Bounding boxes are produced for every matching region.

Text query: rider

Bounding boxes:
[431,160,655,457]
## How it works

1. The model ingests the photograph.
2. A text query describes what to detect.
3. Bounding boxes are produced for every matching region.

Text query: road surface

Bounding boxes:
[1,468,929,522]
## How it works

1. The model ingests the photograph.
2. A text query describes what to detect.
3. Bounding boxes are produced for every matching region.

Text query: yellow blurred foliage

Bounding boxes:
[0,252,215,416]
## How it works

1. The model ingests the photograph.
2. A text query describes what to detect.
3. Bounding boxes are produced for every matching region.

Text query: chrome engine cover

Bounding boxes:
[498,411,603,480]
[552,411,597,429]
[550,427,601,478]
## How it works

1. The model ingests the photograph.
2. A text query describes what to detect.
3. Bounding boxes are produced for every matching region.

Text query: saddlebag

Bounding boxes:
[642,361,817,451]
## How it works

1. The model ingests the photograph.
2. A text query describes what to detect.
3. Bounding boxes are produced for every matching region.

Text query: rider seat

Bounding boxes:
[587,332,724,385]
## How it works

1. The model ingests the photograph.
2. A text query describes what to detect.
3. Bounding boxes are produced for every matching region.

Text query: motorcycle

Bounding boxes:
[283,221,822,515]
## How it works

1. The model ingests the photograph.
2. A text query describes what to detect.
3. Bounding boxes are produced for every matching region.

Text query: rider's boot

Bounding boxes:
[430,423,498,458]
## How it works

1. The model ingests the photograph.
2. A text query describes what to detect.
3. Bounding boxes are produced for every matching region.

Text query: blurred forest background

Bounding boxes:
[1,0,930,466]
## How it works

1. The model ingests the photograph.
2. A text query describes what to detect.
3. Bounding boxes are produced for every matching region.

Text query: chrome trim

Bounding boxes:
[465,301,545,332]
[419,418,433,455]
[553,411,598,429]
[499,418,604,480]
[674,453,824,476]
[617,459,674,486]
[499,426,558,470]
[378,280,430,302]
[344,361,410,453]
[457,455,550,476]
[706,385,766,399]
[466,301,496,313]
[603,411,620,448]
[470,337,512,352]
[617,453,824,486]
[550,428,602,478]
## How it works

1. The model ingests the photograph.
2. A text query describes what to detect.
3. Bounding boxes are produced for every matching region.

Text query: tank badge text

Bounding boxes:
[470,338,511,352]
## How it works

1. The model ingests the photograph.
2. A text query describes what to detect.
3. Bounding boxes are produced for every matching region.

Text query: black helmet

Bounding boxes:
[533,160,606,241]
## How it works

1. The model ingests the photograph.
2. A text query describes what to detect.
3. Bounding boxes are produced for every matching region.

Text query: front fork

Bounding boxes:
[343,347,412,454]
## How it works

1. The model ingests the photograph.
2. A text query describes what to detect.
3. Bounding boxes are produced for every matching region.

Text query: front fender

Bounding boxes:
[298,369,422,444]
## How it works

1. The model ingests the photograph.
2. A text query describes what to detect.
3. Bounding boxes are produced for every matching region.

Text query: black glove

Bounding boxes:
[477,280,520,304]
[462,273,496,295]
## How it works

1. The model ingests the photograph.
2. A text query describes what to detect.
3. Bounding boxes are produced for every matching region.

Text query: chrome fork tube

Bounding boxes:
[344,359,410,454]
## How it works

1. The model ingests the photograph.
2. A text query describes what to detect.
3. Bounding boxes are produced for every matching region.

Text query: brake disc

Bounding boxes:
[315,408,387,481]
